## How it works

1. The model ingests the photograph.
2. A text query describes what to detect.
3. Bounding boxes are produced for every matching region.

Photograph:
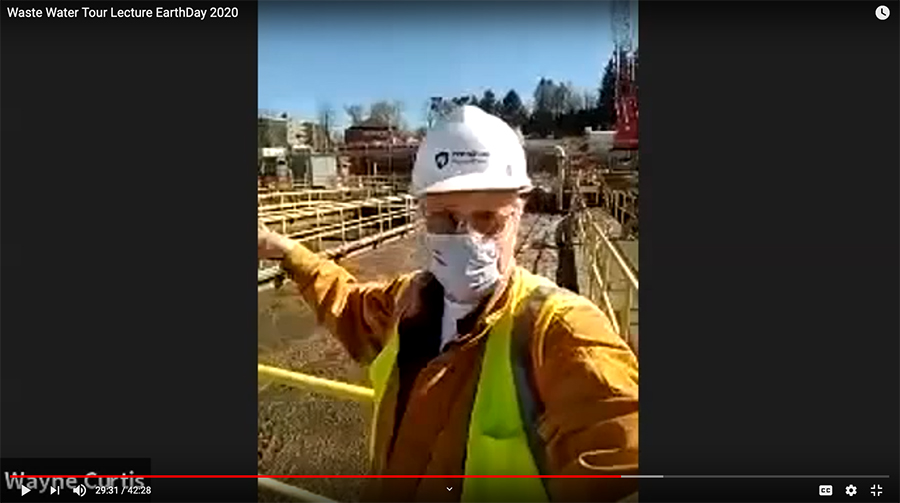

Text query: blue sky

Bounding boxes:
[258,2,626,129]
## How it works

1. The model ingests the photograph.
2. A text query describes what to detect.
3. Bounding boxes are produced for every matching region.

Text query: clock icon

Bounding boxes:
[875,5,891,21]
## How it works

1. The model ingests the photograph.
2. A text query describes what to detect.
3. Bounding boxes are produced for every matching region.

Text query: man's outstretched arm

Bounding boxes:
[278,242,409,365]
[535,297,640,502]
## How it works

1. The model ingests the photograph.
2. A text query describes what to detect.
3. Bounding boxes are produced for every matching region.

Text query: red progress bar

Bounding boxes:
[11,475,623,479]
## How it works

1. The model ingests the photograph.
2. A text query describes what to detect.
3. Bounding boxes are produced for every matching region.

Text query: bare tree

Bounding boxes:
[344,104,367,126]
[425,98,440,128]
[582,90,598,109]
[317,102,336,151]
[369,100,405,130]
[426,97,454,128]
[390,100,406,131]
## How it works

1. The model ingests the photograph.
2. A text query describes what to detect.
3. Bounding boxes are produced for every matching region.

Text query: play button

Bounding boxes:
[21,486,31,496]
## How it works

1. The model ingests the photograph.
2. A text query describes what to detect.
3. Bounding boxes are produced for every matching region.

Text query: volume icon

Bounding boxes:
[73,484,87,497]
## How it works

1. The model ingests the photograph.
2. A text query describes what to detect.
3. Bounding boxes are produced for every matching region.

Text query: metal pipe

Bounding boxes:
[257,477,340,503]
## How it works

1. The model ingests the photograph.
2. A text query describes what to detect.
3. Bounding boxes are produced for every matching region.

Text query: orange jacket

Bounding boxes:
[282,244,639,502]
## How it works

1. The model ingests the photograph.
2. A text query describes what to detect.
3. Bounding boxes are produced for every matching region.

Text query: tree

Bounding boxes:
[551,82,571,115]
[555,81,583,114]
[368,100,404,129]
[633,49,639,93]
[317,102,336,151]
[533,78,549,114]
[450,95,473,107]
[499,90,528,127]
[597,56,618,129]
[426,97,454,127]
[530,79,558,136]
[390,100,407,130]
[582,90,598,109]
[478,89,498,115]
[344,104,367,126]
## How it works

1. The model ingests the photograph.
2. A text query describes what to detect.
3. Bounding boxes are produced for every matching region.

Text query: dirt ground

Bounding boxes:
[257,214,562,502]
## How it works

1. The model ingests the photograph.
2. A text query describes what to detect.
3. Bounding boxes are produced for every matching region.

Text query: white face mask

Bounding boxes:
[425,232,502,303]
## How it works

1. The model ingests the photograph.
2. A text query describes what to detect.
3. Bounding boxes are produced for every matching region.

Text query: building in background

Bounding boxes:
[288,120,330,152]
[341,118,420,178]
[258,116,289,149]
[343,118,398,145]
[258,114,331,152]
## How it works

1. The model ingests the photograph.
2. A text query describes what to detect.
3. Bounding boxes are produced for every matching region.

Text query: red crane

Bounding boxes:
[609,0,639,170]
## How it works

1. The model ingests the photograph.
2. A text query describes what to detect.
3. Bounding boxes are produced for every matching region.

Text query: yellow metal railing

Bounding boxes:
[572,188,639,351]
[257,187,397,207]
[258,476,339,503]
[258,195,417,289]
[604,187,638,236]
[257,365,373,501]
[258,364,374,402]
[345,174,410,188]
[259,196,414,246]
[258,176,409,196]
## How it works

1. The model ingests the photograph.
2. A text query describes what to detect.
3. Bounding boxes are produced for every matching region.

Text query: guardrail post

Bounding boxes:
[622,286,633,346]
[404,197,410,230]
[602,246,612,296]
[316,207,323,251]
[378,201,384,235]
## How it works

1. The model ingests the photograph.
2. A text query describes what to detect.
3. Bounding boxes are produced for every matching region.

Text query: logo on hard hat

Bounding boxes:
[435,151,449,169]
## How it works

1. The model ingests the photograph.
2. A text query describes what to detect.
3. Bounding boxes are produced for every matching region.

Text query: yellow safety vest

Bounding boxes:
[368,271,564,502]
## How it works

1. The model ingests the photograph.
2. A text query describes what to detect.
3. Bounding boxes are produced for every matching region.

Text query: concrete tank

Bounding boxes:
[309,154,338,189]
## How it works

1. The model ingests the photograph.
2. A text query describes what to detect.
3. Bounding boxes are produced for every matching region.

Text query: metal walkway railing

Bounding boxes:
[258,194,417,291]
[572,187,639,352]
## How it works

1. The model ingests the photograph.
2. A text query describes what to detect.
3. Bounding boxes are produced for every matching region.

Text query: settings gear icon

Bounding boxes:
[846,484,858,497]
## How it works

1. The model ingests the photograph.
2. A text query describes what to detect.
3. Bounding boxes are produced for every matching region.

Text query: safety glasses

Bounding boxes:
[423,208,518,236]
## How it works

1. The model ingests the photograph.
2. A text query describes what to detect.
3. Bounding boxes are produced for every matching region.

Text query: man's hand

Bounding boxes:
[258,220,297,260]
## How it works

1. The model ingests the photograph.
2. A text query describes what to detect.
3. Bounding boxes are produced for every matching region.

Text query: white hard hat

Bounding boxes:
[412,105,531,196]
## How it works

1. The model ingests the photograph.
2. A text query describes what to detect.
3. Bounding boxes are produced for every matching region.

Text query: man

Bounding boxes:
[258,106,639,502]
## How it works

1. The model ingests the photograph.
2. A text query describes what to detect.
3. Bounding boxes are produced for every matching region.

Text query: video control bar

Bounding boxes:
[1,458,151,502]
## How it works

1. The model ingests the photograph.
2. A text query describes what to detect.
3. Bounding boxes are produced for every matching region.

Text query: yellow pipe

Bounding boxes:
[258,364,374,402]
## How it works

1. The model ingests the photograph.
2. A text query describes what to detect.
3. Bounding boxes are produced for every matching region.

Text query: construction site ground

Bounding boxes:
[257,213,566,502]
